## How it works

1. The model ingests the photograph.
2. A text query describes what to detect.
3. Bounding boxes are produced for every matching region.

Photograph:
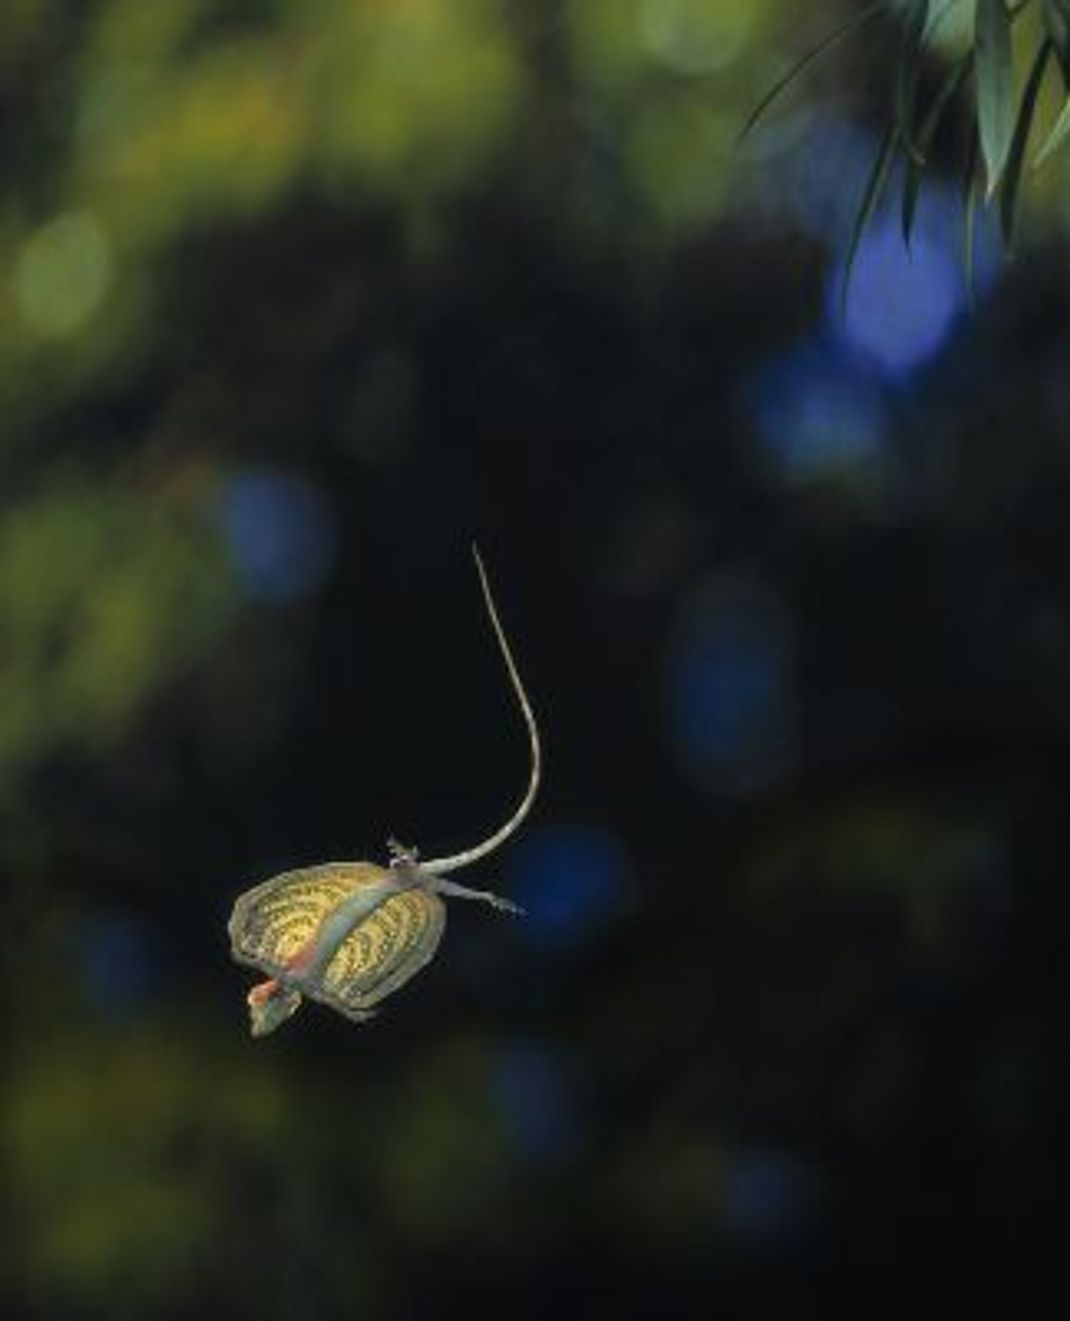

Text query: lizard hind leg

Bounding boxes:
[433,877,525,914]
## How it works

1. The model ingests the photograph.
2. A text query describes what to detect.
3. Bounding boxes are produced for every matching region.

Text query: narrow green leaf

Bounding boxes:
[926,0,973,38]
[897,0,931,163]
[901,156,924,252]
[841,123,899,319]
[1001,38,1052,248]
[975,0,1015,198]
[739,0,888,142]
[1034,90,1070,166]
[962,128,981,307]
[902,55,972,248]
[1043,0,1070,82]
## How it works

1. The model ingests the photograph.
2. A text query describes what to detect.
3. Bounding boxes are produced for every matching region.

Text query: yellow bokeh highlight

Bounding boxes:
[638,0,761,74]
[14,212,112,337]
[67,0,523,251]
[566,0,774,233]
[627,97,733,229]
[305,0,520,196]
[77,39,307,239]
[0,473,237,774]
[568,0,773,90]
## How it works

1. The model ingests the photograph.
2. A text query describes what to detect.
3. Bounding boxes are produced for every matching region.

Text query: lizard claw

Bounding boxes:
[492,896,525,915]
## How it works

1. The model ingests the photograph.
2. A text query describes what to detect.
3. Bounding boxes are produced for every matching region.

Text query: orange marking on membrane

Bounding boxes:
[283,938,317,977]
[248,978,280,1006]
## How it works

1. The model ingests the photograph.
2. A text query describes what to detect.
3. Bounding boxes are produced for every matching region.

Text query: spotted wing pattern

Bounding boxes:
[308,889,447,1019]
[228,862,387,977]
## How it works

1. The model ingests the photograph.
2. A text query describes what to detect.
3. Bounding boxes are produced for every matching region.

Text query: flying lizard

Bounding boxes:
[227,545,540,1036]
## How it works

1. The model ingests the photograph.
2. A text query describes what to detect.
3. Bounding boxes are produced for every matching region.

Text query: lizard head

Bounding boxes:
[246,977,303,1037]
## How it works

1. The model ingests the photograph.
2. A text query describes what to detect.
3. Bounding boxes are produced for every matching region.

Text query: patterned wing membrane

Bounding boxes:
[308,889,446,1018]
[228,863,385,976]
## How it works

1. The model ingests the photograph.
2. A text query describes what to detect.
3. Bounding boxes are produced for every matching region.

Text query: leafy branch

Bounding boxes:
[747,0,1070,298]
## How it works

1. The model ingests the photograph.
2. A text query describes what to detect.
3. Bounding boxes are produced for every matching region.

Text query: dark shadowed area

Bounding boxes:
[2,2,1065,1315]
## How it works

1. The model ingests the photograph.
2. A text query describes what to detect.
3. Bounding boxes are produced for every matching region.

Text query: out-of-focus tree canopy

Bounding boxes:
[2,3,1065,1317]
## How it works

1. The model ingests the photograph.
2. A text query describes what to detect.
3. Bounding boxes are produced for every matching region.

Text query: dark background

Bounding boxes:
[2,2,1065,1315]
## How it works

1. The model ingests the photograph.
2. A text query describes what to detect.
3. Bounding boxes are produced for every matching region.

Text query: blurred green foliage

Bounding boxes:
[0,469,235,776]
[7,1021,292,1311]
